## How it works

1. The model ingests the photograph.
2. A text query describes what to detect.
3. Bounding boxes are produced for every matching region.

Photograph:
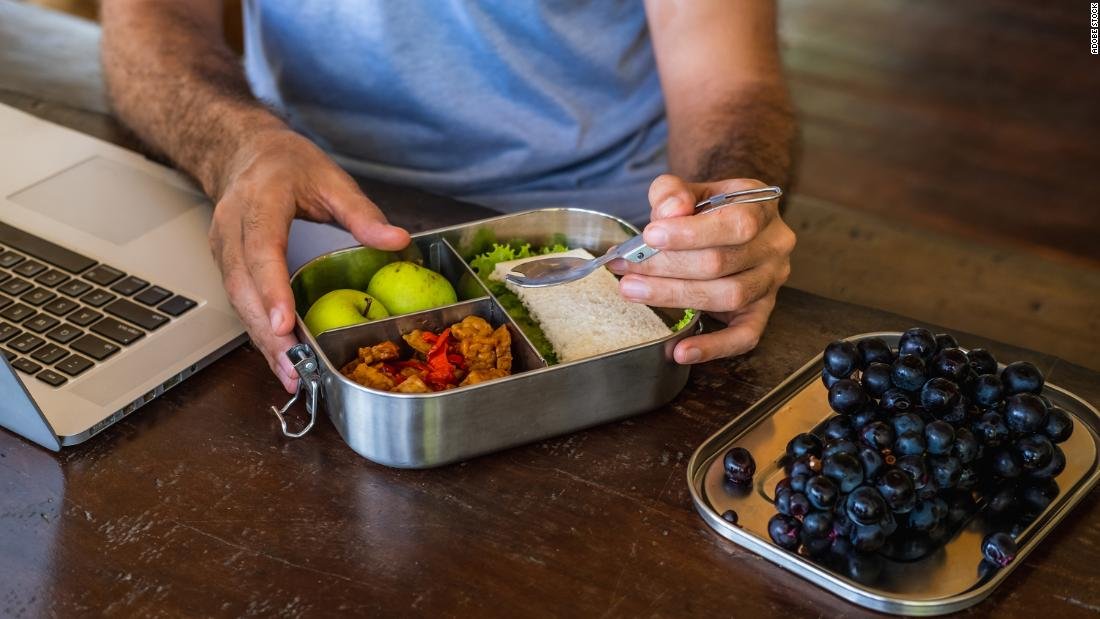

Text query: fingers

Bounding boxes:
[239,198,298,337]
[648,174,697,220]
[210,202,300,393]
[608,243,766,281]
[673,295,777,364]
[645,176,777,250]
[320,172,411,251]
[618,262,776,312]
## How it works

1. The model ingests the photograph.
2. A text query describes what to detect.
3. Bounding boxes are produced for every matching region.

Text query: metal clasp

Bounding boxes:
[269,344,321,438]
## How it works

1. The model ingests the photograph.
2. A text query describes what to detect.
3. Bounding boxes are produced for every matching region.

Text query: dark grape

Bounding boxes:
[981,532,1017,567]
[1020,480,1059,514]
[800,531,833,558]
[1015,434,1053,470]
[828,379,869,415]
[786,433,823,459]
[898,327,937,362]
[859,421,895,451]
[824,340,861,377]
[861,362,893,397]
[876,468,917,514]
[775,489,811,517]
[956,465,979,490]
[880,388,913,413]
[768,514,802,550]
[970,374,1004,407]
[823,438,859,460]
[787,454,823,478]
[789,474,809,493]
[930,455,962,489]
[857,337,894,367]
[892,412,925,437]
[1001,361,1044,395]
[934,333,959,353]
[805,475,840,510]
[822,368,846,389]
[972,411,1010,447]
[723,447,756,484]
[849,406,883,430]
[891,354,927,391]
[931,348,969,382]
[822,416,854,442]
[1043,407,1073,443]
[921,378,960,413]
[858,445,885,479]
[986,485,1020,519]
[1004,393,1048,435]
[802,510,834,538]
[1029,445,1065,479]
[938,399,970,425]
[895,454,929,490]
[924,420,955,455]
[990,448,1022,479]
[953,427,980,463]
[845,551,884,584]
[846,487,888,525]
[721,510,739,525]
[823,453,864,493]
[849,523,887,553]
[907,500,939,532]
[966,348,998,375]
[894,431,926,456]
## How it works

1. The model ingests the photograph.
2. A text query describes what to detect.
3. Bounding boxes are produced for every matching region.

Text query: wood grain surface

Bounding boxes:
[1,2,1098,617]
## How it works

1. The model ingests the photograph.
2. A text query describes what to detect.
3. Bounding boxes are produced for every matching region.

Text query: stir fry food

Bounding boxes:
[340,315,513,393]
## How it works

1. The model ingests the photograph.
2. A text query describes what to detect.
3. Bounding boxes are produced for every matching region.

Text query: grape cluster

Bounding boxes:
[760,328,1073,582]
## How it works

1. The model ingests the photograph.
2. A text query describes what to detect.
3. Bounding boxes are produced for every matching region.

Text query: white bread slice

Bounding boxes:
[491,249,672,362]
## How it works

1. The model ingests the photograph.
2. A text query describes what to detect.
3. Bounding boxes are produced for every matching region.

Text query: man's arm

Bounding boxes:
[613,0,796,364]
[101,0,409,392]
[644,0,795,187]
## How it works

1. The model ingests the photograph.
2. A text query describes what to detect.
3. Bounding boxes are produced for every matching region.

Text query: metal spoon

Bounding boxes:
[504,185,783,288]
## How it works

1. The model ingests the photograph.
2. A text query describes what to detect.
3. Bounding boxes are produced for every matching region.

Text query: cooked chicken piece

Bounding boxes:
[394,374,432,393]
[342,362,396,391]
[402,330,433,355]
[451,316,512,372]
[459,367,510,386]
[355,340,401,365]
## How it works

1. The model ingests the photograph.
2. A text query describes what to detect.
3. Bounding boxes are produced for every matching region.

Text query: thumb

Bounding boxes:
[648,174,697,221]
[322,181,411,251]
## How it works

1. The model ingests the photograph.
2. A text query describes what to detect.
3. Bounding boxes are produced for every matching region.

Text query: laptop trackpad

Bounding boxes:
[8,156,205,245]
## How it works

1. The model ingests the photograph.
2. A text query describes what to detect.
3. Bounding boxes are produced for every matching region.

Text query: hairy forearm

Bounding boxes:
[668,82,796,190]
[100,0,285,198]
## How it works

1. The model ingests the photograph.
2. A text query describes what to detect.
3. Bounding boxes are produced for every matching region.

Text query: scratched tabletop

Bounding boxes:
[1,3,1099,617]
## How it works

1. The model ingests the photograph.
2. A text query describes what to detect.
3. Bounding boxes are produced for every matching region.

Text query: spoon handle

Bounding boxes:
[616,186,783,264]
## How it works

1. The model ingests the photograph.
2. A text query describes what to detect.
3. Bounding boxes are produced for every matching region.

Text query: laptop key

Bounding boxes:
[36,369,67,387]
[43,297,79,316]
[158,295,198,317]
[21,287,56,307]
[110,276,149,296]
[8,332,45,354]
[12,260,47,278]
[90,317,144,345]
[0,322,19,342]
[35,269,70,288]
[57,279,93,298]
[0,295,11,311]
[47,324,82,344]
[0,222,97,274]
[68,308,103,327]
[0,348,14,361]
[0,303,36,323]
[134,285,172,306]
[83,264,125,286]
[24,315,60,334]
[0,277,33,296]
[11,357,42,375]
[0,251,25,269]
[56,354,94,377]
[0,272,9,284]
[105,298,169,331]
[31,344,68,365]
[81,289,117,308]
[69,333,120,360]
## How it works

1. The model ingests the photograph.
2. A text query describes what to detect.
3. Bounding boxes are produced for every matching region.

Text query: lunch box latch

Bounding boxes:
[270,343,321,438]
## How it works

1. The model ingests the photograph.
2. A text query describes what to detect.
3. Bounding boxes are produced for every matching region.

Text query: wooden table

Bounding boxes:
[2,3,1098,616]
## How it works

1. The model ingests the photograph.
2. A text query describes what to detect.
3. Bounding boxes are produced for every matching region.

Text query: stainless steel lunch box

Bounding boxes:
[274,208,700,468]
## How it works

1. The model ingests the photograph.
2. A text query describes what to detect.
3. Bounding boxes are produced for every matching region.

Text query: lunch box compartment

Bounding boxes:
[281,208,700,468]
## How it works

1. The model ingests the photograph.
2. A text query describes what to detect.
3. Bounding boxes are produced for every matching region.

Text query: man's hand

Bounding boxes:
[610,174,795,364]
[209,129,410,392]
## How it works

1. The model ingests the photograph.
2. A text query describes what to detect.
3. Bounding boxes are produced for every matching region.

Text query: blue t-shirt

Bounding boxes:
[243,1,668,223]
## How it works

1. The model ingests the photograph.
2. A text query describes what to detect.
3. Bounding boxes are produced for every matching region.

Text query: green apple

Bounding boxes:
[303,289,390,336]
[366,261,457,315]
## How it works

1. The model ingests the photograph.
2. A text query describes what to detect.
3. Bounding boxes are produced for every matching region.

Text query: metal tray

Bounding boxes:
[687,332,1100,615]
[276,208,700,468]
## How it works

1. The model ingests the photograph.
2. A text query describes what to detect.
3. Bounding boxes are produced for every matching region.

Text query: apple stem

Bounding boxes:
[361,297,373,318]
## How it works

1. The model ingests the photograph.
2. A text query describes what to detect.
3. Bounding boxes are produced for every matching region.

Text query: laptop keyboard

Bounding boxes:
[0,221,197,388]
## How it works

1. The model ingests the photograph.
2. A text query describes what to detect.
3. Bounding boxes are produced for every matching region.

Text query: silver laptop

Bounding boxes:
[0,104,246,450]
